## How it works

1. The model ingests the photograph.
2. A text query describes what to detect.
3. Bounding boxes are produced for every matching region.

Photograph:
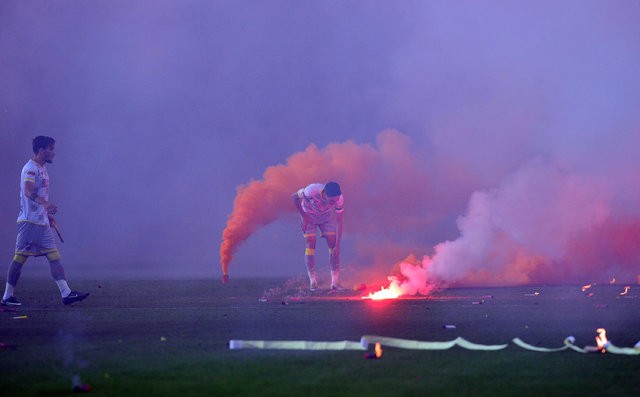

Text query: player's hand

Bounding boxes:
[331,244,340,259]
[300,215,313,232]
[45,202,58,215]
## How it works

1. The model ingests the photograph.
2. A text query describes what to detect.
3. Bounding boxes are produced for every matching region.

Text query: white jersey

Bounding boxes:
[297,183,344,218]
[17,159,50,226]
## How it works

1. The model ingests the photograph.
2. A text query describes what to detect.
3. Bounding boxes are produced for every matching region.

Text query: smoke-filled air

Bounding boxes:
[1,1,639,287]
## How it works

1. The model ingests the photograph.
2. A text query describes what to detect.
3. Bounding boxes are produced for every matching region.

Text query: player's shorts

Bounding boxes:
[14,221,58,257]
[301,213,338,238]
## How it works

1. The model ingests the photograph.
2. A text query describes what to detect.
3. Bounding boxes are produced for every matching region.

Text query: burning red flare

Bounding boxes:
[374,342,383,358]
[596,328,608,353]
[362,277,405,300]
[362,285,402,300]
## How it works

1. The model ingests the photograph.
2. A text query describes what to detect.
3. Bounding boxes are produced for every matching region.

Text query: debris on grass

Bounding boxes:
[72,375,92,393]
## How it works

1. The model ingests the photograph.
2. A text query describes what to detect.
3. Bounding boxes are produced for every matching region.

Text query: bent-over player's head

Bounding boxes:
[32,136,56,154]
[324,181,342,197]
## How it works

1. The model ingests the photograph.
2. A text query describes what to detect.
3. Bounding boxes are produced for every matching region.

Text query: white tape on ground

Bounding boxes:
[229,336,640,355]
[229,339,366,350]
[606,344,640,355]
[360,335,456,350]
[361,335,507,351]
[512,338,569,352]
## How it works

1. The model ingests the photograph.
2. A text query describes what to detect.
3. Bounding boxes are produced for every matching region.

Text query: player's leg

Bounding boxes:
[2,254,27,306]
[41,226,89,305]
[304,235,318,290]
[46,252,89,305]
[3,222,35,306]
[46,250,71,296]
[324,233,342,289]
[301,218,318,290]
[320,220,342,290]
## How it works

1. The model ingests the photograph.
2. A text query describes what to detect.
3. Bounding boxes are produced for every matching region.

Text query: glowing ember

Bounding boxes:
[609,277,616,284]
[596,328,608,353]
[375,342,383,358]
[581,284,592,292]
[362,284,402,300]
[620,286,631,295]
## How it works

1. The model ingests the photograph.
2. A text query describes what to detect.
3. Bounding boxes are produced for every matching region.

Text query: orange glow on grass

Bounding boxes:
[581,284,592,292]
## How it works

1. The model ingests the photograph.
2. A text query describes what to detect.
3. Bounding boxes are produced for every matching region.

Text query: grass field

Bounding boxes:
[1,277,639,396]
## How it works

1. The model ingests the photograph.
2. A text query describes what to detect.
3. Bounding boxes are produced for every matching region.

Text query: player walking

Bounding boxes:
[1,136,89,306]
[292,182,344,291]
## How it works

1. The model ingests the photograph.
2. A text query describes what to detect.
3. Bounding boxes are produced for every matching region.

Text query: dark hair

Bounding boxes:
[32,136,55,154]
[324,181,342,197]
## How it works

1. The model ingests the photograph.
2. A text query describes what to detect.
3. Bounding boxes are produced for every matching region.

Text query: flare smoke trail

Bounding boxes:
[388,158,640,296]
[219,130,434,277]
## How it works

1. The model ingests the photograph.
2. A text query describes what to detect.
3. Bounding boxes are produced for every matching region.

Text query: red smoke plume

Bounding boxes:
[220,130,434,277]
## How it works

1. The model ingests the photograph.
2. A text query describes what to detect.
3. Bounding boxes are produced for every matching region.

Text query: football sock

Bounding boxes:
[3,283,14,300]
[56,280,72,298]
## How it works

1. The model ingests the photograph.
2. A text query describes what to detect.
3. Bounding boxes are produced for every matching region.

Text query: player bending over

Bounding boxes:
[292,182,344,291]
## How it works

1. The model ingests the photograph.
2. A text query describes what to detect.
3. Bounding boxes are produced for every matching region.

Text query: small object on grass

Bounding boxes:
[0,342,17,350]
[11,315,28,320]
[72,375,92,393]
[364,342,383,359]
[72,384,92,393]
[221,274,230,284]
[160,336,167,342]
[258,297,267,303]
[443,324,456,329]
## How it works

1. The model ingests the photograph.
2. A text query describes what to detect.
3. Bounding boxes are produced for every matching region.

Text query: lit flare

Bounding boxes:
[596,328,608,353]
[374,342,383,358]
[362,284,402,300]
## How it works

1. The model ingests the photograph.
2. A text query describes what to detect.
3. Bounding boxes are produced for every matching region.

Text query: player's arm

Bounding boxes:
[24,180,57,214]
[333,211,343,257]
[292,191,306,216]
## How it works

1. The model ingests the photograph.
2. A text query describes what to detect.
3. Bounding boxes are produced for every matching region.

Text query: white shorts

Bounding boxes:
[301,213,338,238]
[15,221,58,257]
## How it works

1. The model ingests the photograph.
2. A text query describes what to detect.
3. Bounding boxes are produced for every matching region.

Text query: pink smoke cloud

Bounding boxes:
[390,157,640,294]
